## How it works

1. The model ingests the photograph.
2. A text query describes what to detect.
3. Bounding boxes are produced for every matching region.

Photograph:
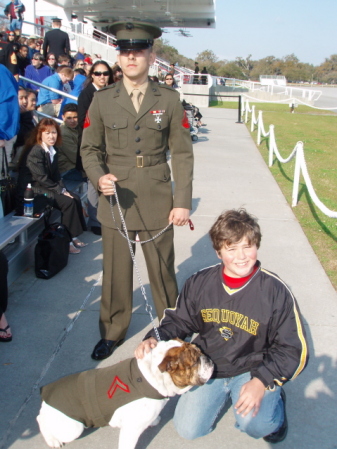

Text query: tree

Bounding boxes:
[217,62,243,79]
[234,55,254,79]
[314,55,337,83]
[196,49,219,64]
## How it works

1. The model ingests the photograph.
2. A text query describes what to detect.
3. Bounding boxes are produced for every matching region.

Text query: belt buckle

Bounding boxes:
[136,155,144,168]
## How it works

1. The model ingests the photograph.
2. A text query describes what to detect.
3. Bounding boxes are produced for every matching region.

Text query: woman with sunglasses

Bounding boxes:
[164,73,178,89]
[46,52,58,73]
[77,60,113,236]
[74,59,85,70]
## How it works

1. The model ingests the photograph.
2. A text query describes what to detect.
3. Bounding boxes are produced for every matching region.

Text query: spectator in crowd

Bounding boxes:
[17,43,29,76]
[92,53,102,63]
[164,73,178,89]
[0,31,20,80]
[58,103,86,188]
[135,208,308,445]
[43,18,70,60]
[12,86,36,167]
[24,53,52,91]
[83,61,92,75]
[150,75,159,83]
[58,54,70,67]
[35,39,42,55]
[27,37,38,60]
[74,59,85,70]
[0,65,19,177]
[157,67,164,82]
[26,88,39,124]
[77,60,113,236]
[16,118,87,253]
[84,54,93,65]
[111,63,122,83]
[12,86,36,157]
[201,66,208,85]
[17,35,27,45]
[0,250,11,342]
[74,46,85,60]
[46,52,57,73]
[58,68,86,117]
[193,61,200,84]
[4,0,25,34]
[27,36,39,61]
[36,66,73,117]
[168,62,175,75]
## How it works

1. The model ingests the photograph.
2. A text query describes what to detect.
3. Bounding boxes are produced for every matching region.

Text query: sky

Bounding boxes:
[162,0,337,66]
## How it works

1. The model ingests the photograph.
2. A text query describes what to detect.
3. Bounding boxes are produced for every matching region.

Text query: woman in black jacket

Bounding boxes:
[76,60,113,236]
[17,118,87,254]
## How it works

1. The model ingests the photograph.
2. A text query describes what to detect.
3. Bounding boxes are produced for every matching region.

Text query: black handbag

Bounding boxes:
[35,207,72,279]
[0,147,17,216]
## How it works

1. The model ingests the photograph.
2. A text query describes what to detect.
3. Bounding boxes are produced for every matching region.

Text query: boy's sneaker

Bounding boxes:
[263,389,288,443]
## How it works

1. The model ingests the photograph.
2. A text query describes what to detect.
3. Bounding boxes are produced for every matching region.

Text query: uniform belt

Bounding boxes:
[106,154,167,168]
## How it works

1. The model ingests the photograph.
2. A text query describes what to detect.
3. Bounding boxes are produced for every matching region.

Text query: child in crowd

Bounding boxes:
[135,208,308,443]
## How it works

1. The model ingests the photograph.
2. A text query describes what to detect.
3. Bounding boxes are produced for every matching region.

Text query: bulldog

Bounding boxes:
[37,339,214,449]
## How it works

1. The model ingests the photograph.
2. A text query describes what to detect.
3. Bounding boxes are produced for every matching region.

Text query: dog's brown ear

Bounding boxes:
[158,354,178,373]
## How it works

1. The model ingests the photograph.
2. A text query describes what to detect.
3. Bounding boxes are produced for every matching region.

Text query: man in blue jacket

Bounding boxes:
[37,66,73,117]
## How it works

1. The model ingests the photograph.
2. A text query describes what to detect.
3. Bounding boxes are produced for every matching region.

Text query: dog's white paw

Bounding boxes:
[37,415,63,448]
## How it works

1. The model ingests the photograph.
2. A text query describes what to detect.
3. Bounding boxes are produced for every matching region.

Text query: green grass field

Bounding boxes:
[210,101,337,289]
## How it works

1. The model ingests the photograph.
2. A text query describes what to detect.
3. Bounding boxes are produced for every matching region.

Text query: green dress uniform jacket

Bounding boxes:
[80,80,193,231]
[41,358,165,428]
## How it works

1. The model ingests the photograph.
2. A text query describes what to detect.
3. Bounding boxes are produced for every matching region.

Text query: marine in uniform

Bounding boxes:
[81,21,193,360]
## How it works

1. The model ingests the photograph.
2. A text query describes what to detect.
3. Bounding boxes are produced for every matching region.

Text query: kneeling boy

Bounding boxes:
[135,208,308,443]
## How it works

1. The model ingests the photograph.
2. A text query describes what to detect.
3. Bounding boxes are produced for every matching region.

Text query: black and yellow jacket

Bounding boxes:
[146,262,308,389]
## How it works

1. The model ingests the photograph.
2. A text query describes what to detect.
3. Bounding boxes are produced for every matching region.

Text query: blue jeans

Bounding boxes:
[174,372,284,440]
[10,19,22,31]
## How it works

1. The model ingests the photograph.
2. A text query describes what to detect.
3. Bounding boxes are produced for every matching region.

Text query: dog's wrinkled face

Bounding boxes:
[157,340,214,388]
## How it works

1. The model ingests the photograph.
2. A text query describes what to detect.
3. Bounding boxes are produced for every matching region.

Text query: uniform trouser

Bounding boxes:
[100,225,178,341]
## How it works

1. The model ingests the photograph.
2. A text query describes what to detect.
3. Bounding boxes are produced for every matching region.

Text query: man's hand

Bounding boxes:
[168,208,190,226]
[234,377,265,418]
[98,173,118,196]
[134,338,157,359]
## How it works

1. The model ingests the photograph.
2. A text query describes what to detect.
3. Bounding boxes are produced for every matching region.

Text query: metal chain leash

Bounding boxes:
[109,181,161,341]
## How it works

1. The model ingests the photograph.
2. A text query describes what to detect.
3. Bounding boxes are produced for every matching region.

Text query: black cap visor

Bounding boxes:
[117,39,153,51]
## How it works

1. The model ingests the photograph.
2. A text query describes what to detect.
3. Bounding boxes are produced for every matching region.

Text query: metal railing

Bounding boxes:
[19,75,78,123]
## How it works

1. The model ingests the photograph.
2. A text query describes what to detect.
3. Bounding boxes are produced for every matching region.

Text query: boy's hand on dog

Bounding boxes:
[234,377,265,417]
[134,338,158,359]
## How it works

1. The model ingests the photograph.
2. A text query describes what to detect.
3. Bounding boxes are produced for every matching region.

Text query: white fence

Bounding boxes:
[239,80,322,103]
[242,99,337,218]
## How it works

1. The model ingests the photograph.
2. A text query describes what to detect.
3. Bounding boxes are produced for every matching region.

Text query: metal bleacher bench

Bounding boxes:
[0,182,87,286]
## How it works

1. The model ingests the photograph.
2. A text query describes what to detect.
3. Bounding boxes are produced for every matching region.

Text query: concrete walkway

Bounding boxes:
[1,108,336,449]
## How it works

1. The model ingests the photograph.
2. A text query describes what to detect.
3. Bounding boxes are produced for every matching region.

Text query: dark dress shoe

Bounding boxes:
[91,226,102,236]
[263,389,288,443]
[91,339,124,360]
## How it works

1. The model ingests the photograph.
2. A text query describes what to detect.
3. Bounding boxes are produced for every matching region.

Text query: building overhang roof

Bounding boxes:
[46,0,216,29]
